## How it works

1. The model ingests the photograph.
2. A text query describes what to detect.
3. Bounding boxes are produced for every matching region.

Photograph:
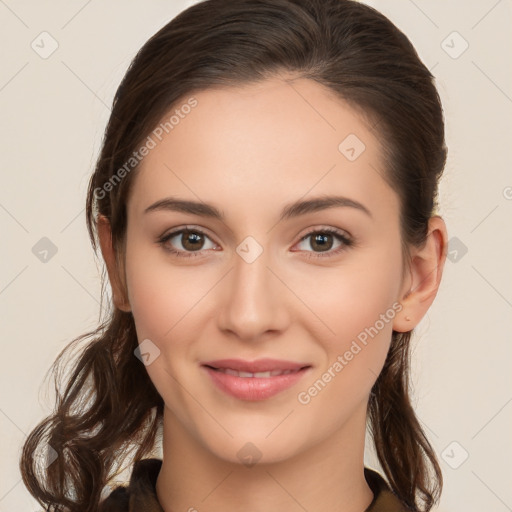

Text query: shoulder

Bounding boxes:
[364,467,413,512]
[98,458,163,512]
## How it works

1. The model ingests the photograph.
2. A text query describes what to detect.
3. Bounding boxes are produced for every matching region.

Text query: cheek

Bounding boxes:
[296,240,403,395]
[123,244,208,411]
[338,266,401,340]
[124,239,210,340]
[123,242,218,405]
[296,246,402,346]
[295,270,402,432]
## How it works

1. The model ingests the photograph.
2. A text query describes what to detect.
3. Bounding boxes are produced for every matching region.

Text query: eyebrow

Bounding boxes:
[144,195,372,221]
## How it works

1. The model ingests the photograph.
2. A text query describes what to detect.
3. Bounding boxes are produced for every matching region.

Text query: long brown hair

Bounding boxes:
[20,0,447,510]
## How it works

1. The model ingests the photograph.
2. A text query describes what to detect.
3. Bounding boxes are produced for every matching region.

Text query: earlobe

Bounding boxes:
[393,216,448,333]
[97,214,131,313]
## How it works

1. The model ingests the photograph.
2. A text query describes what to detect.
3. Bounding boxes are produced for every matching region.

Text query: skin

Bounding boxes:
[98,76,447,512]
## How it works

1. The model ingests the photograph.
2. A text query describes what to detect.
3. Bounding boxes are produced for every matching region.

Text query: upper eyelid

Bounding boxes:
[297,225,352,240]
[162,225,218,244]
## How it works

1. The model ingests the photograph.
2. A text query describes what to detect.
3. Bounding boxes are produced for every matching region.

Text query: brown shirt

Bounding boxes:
[99,458,410,511]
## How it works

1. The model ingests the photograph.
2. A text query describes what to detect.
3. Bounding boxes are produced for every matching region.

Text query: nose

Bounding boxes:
[217,243,290,342]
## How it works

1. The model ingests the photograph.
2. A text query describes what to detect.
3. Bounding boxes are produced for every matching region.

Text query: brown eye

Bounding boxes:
[158,227,217,258]
[180,230,205,251]
[294,228,353,259]
[309,233,335,252]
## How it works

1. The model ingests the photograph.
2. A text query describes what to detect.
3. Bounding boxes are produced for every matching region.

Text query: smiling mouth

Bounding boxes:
[203,365,308,378]
[201,363,312,401]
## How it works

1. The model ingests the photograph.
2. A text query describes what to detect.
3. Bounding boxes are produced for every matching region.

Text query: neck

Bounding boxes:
[155,404,374,512]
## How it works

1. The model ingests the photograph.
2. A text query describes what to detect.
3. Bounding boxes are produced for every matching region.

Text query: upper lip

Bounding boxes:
[201,358,311,373]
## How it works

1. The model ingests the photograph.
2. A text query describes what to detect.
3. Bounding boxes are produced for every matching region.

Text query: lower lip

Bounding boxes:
[202,366,311,401]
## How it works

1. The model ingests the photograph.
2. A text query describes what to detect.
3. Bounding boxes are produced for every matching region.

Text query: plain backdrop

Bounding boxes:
[1,1,511,510]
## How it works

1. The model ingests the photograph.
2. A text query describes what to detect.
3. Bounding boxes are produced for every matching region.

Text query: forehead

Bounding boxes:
[128,77,397,222]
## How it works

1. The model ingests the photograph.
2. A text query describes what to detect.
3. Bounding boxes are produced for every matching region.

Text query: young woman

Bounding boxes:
[20,1,449,511]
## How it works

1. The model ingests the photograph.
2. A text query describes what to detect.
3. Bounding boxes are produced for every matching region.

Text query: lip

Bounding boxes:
[201,358,310,373]
[201,358,312,401]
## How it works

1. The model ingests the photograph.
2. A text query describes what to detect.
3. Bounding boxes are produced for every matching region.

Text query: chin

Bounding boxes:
[201,431,306,468]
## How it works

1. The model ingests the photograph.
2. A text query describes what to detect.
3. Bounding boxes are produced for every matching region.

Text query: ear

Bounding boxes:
[97,214,131,312]
[393,216,448,332]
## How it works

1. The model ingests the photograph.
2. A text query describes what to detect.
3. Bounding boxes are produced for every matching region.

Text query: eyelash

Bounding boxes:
[157,226,354,260]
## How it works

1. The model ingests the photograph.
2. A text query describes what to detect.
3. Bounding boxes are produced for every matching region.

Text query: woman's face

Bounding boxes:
[123,77,410,464]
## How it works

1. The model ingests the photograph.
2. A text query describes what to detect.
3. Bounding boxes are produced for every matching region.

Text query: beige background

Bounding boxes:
[1,0,511,510]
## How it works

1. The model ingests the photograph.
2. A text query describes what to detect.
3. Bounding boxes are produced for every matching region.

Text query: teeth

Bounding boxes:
[215,368,297,378]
